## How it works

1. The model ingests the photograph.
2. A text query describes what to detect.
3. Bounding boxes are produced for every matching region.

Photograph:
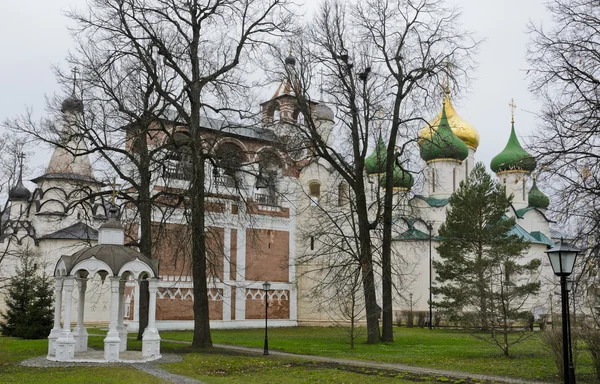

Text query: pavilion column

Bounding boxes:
[142,278,161,359]
[73,278,88,352]
[47,277,63,357]
[117,279,127,352]
[55,277,76,361]
[104,276,121,361]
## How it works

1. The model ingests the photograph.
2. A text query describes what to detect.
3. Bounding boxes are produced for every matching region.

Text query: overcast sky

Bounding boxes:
[0,0,552,181]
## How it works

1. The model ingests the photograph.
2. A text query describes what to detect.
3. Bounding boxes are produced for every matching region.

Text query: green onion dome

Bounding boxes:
[528,179,550,209]
[490,121,536,173]
[419,103,469,163]
[380,165,414,190]
[365,136,387,176]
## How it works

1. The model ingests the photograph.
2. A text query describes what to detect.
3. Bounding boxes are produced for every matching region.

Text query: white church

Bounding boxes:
[0,55,560,340]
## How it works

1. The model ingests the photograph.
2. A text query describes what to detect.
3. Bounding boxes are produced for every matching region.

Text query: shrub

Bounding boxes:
[579,327,600,382]
[540,328,578,378]
[0,249,54,339]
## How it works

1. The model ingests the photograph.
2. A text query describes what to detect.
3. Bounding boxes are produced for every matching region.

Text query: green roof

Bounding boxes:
[490,121,536,173]
[507,222,551,245]
[412,195,449,207]
[530,231,554,247]
[419,103,469,162]
[528,179,550,209]
[381,166,414,190]
[365,136,387,176]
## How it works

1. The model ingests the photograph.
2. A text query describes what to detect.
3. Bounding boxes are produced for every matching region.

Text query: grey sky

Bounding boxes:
[0,0,552,179]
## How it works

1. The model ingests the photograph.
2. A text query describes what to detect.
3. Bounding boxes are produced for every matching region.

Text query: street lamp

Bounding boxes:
[545,239,581,384]
[262,281,271,356]
[427,221,433,330]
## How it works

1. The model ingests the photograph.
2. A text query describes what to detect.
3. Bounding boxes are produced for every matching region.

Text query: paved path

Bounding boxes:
[159,338,553,384]
[132,363,205,384]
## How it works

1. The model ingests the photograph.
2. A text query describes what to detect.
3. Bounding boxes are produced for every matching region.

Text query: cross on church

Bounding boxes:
[110,177,121,206]
[509,98,517,123]
[71,67,79,95]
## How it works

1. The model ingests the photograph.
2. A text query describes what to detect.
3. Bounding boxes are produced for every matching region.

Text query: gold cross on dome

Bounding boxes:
[111,177,121,206]
[509,98,517,123]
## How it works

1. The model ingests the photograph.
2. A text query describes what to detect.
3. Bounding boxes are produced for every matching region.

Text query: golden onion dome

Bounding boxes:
[418,91,480,150]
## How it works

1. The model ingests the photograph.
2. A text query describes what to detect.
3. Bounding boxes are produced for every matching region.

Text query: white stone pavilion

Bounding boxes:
[47,207,161,363]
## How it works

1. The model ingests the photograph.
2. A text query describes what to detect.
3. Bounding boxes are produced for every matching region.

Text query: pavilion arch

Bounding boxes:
[214,137,249,159]
[49,244,160,363]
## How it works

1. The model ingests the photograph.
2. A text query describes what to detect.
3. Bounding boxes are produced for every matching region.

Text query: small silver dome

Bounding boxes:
[285,55,296,66]
[314,103,334,121]
[61,96,84,114]
[8,180,31,201]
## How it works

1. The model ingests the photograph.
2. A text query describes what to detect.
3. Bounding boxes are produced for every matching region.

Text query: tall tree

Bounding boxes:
[432,162,540,356]
[63,0,291,348]
[527,0,600,245]
[287,0,476,342]
[0,246,54,339]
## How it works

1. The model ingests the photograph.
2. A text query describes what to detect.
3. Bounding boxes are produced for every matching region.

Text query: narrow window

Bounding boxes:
[309,182,321,206]
[523,180,526,201]
[431,168,436,193]
[465,159,469,180]
[453,168,456,192]
[338,182,348,206]
[310,236,315,250]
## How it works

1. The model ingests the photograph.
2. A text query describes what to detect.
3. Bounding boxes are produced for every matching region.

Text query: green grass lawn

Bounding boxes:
[1,327,597,383]
[0,335,450,384]
[160,326,597,383]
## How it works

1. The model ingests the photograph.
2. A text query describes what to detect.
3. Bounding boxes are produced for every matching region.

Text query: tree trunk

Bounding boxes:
[137,133,153,340]
[189,98,212,348]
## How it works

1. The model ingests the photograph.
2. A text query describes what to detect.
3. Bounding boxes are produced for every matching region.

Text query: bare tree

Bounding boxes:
[61,0,292,348]
[527,0,600,243]
[287,0,476,342]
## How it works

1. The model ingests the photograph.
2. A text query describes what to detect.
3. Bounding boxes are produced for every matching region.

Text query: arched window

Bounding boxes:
[164,131,192,180]
[309,181,321,206]
[215,142,244,187]
[255,150,282,206]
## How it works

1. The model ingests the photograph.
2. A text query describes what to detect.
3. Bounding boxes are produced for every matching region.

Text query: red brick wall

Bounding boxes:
[245,229,289,282]
[245,288,290,319]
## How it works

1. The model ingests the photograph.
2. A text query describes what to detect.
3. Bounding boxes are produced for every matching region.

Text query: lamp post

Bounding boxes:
[262,281,271,356]
[566,278,575,384]
[549,293,554,330]
[545,239,581,384]
[409,293,413,328]
[427,221,433,330]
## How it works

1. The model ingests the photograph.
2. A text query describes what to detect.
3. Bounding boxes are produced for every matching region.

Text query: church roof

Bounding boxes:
[380,165,414,190]
[39,221,98,241]
[419,102,469,163]
[162,110,278,143]
[490,121,536,173]
[393,228,442,241]
[530,231,554,247]
[507,222,550,245]
[412,195,449,207]
[365,137,387,176]
[528,179,550,209]
[31,172,103,185]
[418,90,479,149]
[60,244,156,277]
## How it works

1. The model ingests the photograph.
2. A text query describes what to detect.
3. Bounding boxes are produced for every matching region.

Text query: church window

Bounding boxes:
[255,150,281,206]
[215,142,245,187]
[309,181,321,206]
[522,180,526,201]
[338,182,349,206]
[164,131,192,180]
[453,168,456,192]
[465,159,469,180]
[310,236,315,250]
[273,109,281,121]
[431,169,436,193]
